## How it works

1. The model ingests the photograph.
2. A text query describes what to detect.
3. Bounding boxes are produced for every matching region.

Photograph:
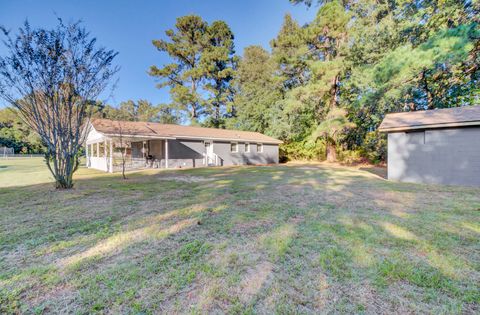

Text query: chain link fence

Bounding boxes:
[1,146,43,158]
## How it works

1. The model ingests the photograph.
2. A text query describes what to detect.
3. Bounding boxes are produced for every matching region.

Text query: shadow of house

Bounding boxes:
[167,139,205,168]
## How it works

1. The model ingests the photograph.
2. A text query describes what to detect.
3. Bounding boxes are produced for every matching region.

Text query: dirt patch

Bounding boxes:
[27,282,78,313]
[231,219,273,234]
[239,261,274,303]
[158,175,213,183]
[288,215,305,224]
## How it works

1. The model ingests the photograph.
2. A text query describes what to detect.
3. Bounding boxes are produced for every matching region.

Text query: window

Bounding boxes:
[245,143,250,153]
[230,142,238,153]
[92,143,97,157]
[99,142,105,157]
[257,143,263,153]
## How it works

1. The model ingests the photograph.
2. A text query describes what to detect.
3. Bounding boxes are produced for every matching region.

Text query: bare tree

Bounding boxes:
[0,19,118,188]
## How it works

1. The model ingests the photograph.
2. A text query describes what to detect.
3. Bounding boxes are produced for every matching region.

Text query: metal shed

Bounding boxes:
[379,106,480,186]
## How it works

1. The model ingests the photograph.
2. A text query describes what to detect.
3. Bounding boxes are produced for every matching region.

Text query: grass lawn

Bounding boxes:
[0,158,479,314]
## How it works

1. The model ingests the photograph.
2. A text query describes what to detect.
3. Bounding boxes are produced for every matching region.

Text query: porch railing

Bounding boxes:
[205,153,222,166]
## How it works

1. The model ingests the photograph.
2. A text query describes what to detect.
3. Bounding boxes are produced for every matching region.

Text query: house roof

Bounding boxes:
[90,119,283,144]
[378,106,480,132]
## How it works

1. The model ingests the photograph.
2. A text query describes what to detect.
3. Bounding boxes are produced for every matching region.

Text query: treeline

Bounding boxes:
[145,0,480,163]
[2,1,479,161]
[0,101,178,154]
[94,100,180,124]
[0,108,44,154]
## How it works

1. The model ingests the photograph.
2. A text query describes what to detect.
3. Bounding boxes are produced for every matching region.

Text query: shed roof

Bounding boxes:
[90,119,283,144]
[378,106,480,132]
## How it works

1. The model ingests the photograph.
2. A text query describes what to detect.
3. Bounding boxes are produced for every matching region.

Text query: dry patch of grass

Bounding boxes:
[0,160,479,314]
[156,175,214,183]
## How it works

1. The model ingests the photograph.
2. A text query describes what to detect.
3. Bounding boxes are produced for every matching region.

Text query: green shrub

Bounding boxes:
[360,131,387,163]
[279,140,326,162]
[279,131,387,164]
[337,149,363,165]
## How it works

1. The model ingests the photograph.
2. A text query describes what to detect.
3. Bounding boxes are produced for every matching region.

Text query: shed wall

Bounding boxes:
[387,127,480,186]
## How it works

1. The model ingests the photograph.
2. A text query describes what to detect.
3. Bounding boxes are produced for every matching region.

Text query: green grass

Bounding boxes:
[0,158,479,313]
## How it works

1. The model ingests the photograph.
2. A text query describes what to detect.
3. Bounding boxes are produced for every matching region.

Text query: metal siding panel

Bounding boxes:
[167,139,204,168]
[213,141,279,166]
[388,127,480,186]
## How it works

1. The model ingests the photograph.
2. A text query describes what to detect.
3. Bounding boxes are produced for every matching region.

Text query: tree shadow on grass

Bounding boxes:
[359,166,387,179]
[0,163,479,313]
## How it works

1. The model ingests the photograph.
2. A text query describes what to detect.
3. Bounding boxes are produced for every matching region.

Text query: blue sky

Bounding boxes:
[0,0,316,108]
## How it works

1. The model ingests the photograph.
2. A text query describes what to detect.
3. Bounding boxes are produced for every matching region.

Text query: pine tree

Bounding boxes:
[283,1,353,161]
[271,14,310,90]
[202,21,237,128]
[149,15,208,124]
[230,46,284,135]
[150,15,238,126]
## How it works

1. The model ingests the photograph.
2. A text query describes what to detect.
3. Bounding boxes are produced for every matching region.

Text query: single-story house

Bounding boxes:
[85,119,282,172]
[379,106,480,186]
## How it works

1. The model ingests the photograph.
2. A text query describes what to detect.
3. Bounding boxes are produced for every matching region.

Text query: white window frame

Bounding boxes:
[245,143,250,153]
[230,142,238,153]
[257,143,263,153]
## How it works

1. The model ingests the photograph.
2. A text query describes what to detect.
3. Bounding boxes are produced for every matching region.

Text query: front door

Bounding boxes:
[205,141,214,166]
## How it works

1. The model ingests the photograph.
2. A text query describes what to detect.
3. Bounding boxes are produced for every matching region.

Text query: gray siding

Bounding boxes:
[388,127,480,186]
[128,138,279,169]
[213,141,279,166]
[167,139,205,168]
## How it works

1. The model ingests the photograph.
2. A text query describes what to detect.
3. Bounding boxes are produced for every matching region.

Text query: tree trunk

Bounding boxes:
[190,79,198,122]
[191,104,198,124]
[45,152,76,189]
[215,103,220,127]
[421,70,434,109]
[326,140,337,163]
[330,74,339,108]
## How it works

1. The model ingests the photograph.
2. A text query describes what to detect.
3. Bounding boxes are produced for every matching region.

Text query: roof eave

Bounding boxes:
[90,120,283,144]
[98,133,282,144]
[174,135,282,144]
[103,133,176,139]
[379,120,480,133]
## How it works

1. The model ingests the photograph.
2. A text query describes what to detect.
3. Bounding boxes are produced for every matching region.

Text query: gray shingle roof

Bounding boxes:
[90,119,283,144]
[379,106,480,132]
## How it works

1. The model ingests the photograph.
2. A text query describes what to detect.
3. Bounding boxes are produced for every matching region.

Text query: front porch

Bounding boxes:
[85,137,221,172]
[86,137,172,173]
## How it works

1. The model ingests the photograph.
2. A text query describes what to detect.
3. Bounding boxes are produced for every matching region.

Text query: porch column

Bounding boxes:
[109,139,113,173]
[85,143,89,167]
[165,139,169,168]
[104,139,107,172]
